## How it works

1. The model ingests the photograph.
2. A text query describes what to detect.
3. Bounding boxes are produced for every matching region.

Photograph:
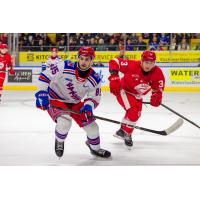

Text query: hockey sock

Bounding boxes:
[121,118,137,135]
[83,121,100,151]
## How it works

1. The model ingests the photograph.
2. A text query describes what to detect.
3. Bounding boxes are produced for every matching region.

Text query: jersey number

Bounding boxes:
[96,88,101,96]
[50,65,59,74]
[158,80,164,88]
[0,62,4,69]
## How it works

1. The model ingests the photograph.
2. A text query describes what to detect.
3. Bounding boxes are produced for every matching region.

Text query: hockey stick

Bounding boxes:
[143,102,200,129]
[52,106,183,136]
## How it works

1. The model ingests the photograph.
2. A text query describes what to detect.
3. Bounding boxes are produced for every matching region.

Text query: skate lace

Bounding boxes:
[56,142,63,150]
[124,134,132,141]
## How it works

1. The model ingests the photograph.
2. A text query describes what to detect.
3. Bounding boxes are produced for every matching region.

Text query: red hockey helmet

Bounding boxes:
[0,44,5,49]
[141,50,156,62]
[51,47,58,52]
[78,46,95,59]
[1,44,8,49]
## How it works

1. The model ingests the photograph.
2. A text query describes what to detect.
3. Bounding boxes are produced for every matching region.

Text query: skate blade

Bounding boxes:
[113,134,124,141]
[124,144,132,151]
[90,153,112,160]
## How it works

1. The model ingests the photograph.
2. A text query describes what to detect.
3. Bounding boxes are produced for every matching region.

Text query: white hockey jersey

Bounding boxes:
[37,60,102,109]
[46,56,62,67]
[41,56,63,72]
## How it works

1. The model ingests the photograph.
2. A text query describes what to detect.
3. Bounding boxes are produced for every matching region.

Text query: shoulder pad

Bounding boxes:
[87,69,102,86]
[64,60,76,70]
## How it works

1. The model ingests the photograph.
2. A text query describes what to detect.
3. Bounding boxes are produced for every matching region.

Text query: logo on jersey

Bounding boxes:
[98,70,104,83]
[120,61,128,66]
[134,83,151,95]
[66,82,81,101]
[68,61,74,67]
[94,73,100,79]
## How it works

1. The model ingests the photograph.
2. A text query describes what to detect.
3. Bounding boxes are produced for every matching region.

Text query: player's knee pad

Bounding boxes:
[56,114,72,133]
[125,107,141,122]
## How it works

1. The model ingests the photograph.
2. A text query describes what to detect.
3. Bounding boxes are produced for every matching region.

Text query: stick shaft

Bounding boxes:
[53,106,167,135]
[143,102,200,129]
[161,103,200,129]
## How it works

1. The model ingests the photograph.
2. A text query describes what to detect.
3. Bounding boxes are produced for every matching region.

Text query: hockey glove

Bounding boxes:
[108,74,121,96]
[9,68,15,75]
[35,90,49,110]
[80,104,95,126]
[150,92,162,107]
[41,63,47,72]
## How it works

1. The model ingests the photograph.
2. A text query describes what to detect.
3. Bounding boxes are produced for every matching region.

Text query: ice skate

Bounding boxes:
[113,129,125,140]
[55,139,64,158]
[86,141,111,158]
[124,133,133,149]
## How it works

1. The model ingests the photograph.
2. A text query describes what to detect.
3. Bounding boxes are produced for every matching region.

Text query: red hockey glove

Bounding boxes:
[9,68,15,75]
[108,74,121,96]
[150,92,162,107]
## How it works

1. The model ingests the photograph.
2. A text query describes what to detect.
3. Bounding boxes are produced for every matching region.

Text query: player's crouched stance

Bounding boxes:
[35,46,111,158]
[108,50,165,148]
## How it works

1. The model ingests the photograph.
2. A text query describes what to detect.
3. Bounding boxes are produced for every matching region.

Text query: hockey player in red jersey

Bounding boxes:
[108,50,165,147]
[0,44,15,73]
[35,46,111,158]
[0,44,15,101]
[0,53,7,101]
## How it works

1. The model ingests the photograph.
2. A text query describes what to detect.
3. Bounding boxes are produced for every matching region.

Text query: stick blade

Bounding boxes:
[165,118,184,135]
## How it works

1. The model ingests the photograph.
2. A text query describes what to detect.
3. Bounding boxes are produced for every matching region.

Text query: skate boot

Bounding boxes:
[113,129,125,140]
[86,141,111,158]
[55,139,64,158]
[124,133,133,147]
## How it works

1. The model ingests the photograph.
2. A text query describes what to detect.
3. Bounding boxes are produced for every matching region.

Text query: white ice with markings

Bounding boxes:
[0,91,200,165]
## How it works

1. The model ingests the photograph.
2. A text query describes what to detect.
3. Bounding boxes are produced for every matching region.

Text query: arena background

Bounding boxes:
[2,33,200,92]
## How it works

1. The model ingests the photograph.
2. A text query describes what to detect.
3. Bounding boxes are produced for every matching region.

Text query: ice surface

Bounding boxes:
[0,91,199,165]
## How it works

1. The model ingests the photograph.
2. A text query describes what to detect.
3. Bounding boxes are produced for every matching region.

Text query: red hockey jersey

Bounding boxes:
[109,58,165,99]
[0,55,7,72]
[4,53,12,67]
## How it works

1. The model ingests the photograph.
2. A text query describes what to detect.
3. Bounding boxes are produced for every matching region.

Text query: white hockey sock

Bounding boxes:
[83,121,100,151]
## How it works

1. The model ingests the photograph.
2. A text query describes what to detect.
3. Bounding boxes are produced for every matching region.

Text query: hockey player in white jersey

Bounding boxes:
[41,47,62,72]
[35,46,111,158]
